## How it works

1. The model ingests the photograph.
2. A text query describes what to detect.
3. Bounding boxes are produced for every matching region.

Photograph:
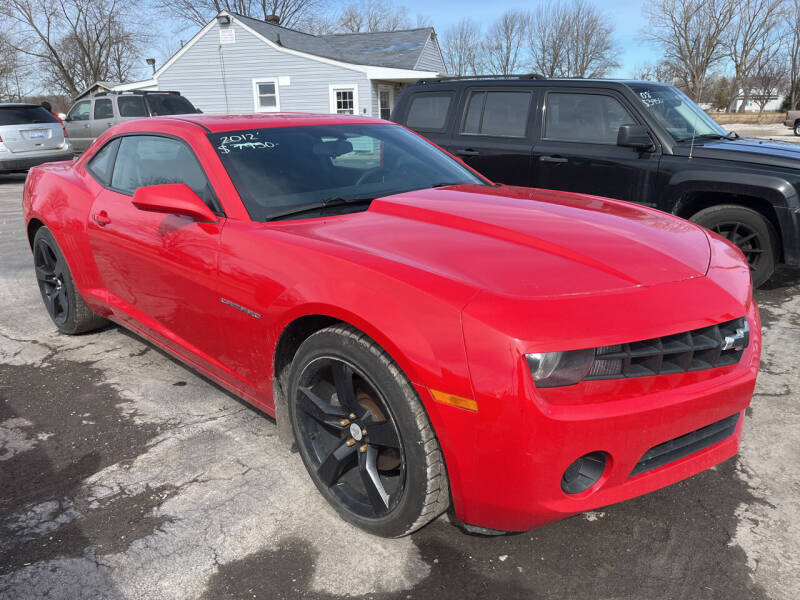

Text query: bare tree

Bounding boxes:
[722,0,784,112]
[643,0,738,101]
[441,18,481,76]
[337,0,411,32]
[747,53,788,115]
[0,0,149,96]
[0,34,32,101]
[157,0,330,30]
[528,0,618,78]
[630,61,676,83]
[481,10,529,76]
[787,0,800,110]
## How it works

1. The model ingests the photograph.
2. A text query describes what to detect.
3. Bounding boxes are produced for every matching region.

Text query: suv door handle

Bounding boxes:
[540,155,568,163]
[92,211,111,226]
[456,148,480,156]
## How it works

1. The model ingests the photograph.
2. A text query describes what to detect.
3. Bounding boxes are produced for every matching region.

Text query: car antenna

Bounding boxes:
[689,110,698,160]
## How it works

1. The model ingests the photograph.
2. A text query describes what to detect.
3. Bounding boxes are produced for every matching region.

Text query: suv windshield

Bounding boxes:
[0,106,59,126]
[209,123,486,221]
[144,94,198,116]
[627,83,727,142]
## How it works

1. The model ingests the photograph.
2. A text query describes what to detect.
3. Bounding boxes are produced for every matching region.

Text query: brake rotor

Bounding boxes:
[356,388,402,471]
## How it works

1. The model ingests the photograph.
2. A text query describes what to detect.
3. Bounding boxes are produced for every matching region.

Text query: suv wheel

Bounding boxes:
[690,205,777,287]
[794,121,800,136]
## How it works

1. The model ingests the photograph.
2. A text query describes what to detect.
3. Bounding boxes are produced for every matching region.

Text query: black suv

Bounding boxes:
[392,76,800,286]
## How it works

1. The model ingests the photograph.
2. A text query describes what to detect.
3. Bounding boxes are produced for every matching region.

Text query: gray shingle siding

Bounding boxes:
[414,35,445,72]
[157,21,372,115]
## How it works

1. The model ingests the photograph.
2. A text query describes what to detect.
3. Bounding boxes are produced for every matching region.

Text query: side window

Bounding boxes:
[110,135,217,210]
[117,96,147,118]
[253,80,280,112]
[93,99,114,120]
[460,91,532,137]
[86,139,120,185]
[67,101,90,121]
[405,94,453,131]
[544,93,637,144]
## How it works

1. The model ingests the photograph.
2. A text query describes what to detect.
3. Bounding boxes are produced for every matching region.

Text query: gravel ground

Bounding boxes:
[724,122,798,143]
[0,171,799,600]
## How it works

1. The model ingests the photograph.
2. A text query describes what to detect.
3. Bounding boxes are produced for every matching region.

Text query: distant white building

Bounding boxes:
[732,88,785,112]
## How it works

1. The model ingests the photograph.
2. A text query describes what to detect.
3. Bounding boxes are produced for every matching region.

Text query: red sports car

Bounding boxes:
[22,114,760,537]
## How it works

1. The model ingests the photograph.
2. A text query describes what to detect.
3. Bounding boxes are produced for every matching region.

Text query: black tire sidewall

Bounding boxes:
[288,328,431,537]
[33,227,82,334]
[690,205,777,287]
[794,121,800,136]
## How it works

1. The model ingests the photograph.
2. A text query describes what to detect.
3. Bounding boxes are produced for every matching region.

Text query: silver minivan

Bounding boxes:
[64,91,200,152]
[0,104,73,173]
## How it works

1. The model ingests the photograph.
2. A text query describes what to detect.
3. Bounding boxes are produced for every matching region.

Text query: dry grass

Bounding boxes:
[710,112,785,125]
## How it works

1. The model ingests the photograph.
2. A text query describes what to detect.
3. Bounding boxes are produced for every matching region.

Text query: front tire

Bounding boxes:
[690,205,777,287]
[794,120,800,136]
[288,324,449,537]
[33,227,107,334]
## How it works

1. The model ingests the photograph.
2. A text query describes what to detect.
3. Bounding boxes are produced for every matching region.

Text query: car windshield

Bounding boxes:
[209,123,487,221]
[627,83,727,142]
[144,94,197,116]
[0,106,59,126]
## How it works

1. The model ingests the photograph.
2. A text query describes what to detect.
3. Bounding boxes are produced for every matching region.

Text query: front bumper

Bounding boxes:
[0,149,74,172]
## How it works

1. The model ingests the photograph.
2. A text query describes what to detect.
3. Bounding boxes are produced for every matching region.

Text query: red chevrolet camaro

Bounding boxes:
[22,113,760,537]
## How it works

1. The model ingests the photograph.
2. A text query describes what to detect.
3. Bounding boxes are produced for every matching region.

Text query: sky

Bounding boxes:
[387,0,656,78]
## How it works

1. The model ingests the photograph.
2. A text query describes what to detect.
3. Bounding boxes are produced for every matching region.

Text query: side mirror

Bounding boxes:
[58,113,68,120]
[132,184,218,223]
[617,124,653,150]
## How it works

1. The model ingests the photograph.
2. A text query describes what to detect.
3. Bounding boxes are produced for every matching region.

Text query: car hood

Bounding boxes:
[279,185,711,298]
[678,136,800,169]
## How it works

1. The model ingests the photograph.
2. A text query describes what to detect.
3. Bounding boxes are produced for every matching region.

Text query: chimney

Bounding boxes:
[265,14,280,25]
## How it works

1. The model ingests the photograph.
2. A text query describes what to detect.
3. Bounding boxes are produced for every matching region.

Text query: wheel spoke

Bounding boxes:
[358,445,390,513]
[297,386,346,426]
[317,440,357,487]
[365,421,401,448]
[729,222,740,243]
[737,232,758,246]
[35,265,54,282]
[331,362,364,417]
[53,289,68,317]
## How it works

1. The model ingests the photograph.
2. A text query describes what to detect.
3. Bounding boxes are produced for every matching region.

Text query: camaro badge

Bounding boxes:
[220,297,261,319]
[721,322,749,351]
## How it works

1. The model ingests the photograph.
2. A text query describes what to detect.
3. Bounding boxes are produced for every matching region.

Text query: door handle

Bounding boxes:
[83,123,90,128]
[456,148,480,156]
[540,155,568,163]
[92,211,111,226]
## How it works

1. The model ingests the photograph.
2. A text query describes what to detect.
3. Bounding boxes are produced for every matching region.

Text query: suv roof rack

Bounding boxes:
[91,90,182,98]
[424,73,546,83]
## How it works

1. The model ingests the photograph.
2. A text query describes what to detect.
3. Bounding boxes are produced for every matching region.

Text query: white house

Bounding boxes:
[118,11,446,118]
[731,88,786,112]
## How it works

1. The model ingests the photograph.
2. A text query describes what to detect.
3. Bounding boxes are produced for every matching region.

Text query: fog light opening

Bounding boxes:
[561,451,607,494]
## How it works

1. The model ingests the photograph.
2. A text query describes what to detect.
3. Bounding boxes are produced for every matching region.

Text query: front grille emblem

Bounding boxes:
[722,322,749,351]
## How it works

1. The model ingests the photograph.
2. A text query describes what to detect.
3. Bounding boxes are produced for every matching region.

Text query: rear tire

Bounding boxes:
[288,324,449,537]
[794,120,800,136]
[690,204,777,288]
[33,226,108,335]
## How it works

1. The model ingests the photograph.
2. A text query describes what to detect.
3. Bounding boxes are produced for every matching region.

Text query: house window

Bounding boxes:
[330,85,358,115]
[252,79,280,112]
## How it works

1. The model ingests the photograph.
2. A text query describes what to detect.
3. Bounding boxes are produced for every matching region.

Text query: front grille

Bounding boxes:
[586,318,748,380]
[631,413,740,477]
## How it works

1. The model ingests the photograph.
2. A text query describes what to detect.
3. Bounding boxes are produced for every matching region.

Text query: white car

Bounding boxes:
[0,104,73,173]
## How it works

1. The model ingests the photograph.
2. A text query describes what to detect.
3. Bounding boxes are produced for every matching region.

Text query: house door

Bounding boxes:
[378,85,394,120]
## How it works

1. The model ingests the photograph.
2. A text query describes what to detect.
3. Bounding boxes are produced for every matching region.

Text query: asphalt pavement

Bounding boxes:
[1,172,798,600]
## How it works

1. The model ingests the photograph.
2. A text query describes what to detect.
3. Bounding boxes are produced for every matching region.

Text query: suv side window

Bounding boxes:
[118,95,147,118]
[405,93,453,131]
[86,139,121,185]
[110,135,218,211]
[94,99,114,120]
[545,93,636,144]
[461,91,532,138]
[67,101,91,121]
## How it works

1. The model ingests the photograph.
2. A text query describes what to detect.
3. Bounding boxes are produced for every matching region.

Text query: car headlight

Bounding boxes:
[525,349,595,388]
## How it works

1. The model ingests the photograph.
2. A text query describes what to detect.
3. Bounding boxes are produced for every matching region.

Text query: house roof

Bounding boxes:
[232,13,435,70]
[74,81,120,101]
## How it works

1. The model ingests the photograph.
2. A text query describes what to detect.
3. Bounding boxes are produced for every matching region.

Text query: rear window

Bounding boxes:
[0,106,59,126]
[86,138,120,185]
[405,94,453,131]
[144,94,197,116]
[462,91,532,137]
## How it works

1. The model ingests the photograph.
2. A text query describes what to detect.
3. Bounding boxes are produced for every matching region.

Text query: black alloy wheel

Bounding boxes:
[294,356,406,519]
[34,235,70,326]
[288,325,449,537]
[691,204,777,288]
